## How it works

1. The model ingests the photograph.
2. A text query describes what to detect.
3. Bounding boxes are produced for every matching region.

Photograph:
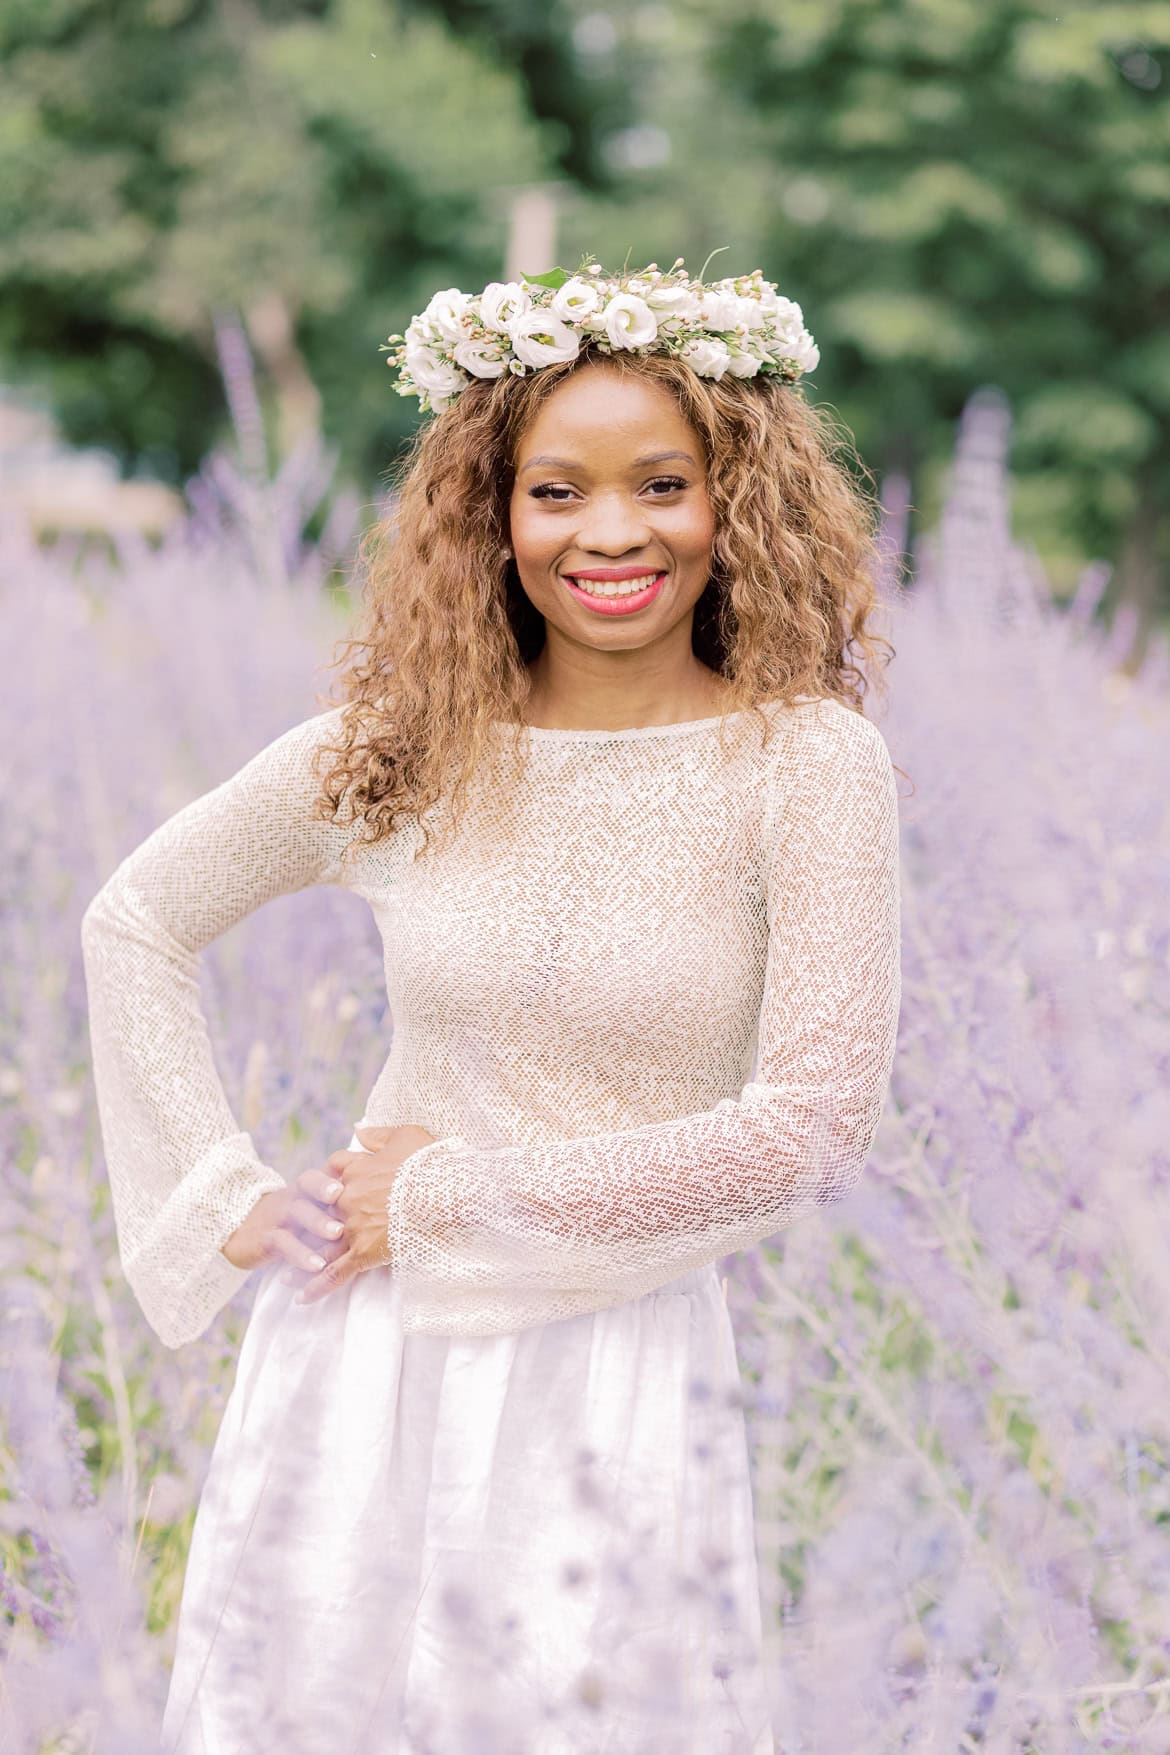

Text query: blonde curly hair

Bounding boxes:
[312,346,897,864]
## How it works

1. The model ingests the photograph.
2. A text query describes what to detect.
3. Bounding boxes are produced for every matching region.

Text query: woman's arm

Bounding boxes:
[80,706,357,1348]
[386,702,902,1334]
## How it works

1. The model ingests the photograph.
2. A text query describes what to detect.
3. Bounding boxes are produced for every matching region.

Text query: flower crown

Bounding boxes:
[380,251,819,415]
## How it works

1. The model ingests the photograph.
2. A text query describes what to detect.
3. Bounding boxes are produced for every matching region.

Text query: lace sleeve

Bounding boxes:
[386,705,902,1335]
[80,707,355,1348]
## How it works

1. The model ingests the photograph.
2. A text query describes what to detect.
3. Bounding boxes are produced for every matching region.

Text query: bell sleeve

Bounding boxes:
[80,706,356,1349]
[386,702,903,1335]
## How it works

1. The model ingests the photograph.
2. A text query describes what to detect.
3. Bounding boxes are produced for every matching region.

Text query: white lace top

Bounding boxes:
[80,694,902,1349]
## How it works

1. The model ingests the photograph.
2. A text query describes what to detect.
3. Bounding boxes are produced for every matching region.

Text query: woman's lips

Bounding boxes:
[562,571,667,616]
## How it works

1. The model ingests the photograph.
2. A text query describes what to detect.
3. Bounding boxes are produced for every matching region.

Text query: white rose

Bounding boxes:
[765,298,806,345]
[508,310,583,369]
[405,315,436,349]
[421,288,472,342]
[405,342,465,401]
[453,336,509,379]
[479,281,531,333]
[733,296,768,332]
[787,331,820,373]
[550,276,601,322]
[697,291,741,331]
[644,283,700,320]
[603,293,659,350]
[679,336,732,379]
[724,347,763,379]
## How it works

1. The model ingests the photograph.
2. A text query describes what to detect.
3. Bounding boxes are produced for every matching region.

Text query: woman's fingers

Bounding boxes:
[295,1247,359,1305]
[299,1163,349,1204]
[288,1192,345,1242]
[272,1223,338,1276]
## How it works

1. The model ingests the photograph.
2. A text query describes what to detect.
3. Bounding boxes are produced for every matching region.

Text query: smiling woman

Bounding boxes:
[508,367,722,700]
[312,336,894,864]
[81,263,902,1755]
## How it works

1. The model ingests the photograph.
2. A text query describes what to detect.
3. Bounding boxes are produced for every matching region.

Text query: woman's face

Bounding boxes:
[508,364,715,654]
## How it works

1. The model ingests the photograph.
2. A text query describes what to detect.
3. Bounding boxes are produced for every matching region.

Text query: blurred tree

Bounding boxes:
[695,0,1170,628]
[2,0,1166,629]
[406,0,634,187]
[550,0,1169,628]
[0,0,554,490]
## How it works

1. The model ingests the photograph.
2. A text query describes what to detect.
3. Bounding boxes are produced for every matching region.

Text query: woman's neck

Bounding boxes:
[517,661,736,733]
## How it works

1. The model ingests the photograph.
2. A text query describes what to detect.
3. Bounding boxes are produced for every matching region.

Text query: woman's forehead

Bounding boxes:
[516,368,699,457]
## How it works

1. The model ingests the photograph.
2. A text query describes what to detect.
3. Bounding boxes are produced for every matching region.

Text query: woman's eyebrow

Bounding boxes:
[519,449,697,475]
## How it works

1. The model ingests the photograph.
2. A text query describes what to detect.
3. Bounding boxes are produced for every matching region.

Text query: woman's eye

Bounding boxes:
[529,476,688,502]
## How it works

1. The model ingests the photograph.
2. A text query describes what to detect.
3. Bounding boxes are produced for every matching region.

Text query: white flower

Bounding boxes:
[508,310,582,369]
[550,276,602,322]
[765,298,807,346]
[405,315,436,349]
[577,282,621,333]
[421,288,472,342]
[787,331,820,373]
[697,291,741,331]
[724,348,763,378]
[603,293,658,349]
[454,336,509,379]
[405,341,465,401]
[388,260,818,410]
[479,281,531,333]
[644,282,700,320]
[733,296,768,332]
[679,336,732,379]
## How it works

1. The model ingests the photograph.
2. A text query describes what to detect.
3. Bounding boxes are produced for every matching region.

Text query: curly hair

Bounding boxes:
[311,345,899,865]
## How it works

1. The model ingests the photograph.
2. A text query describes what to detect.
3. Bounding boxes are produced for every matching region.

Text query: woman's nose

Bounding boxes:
[574,493,654,555]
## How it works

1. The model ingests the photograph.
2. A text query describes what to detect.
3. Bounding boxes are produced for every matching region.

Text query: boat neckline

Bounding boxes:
[490,697,820,744]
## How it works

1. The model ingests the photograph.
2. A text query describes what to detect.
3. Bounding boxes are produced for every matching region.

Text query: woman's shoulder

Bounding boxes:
[778,692,889,744]
[764,694,894,791]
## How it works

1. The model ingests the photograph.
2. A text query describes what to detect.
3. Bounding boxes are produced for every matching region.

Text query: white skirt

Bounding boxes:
[160,1133,776,1755]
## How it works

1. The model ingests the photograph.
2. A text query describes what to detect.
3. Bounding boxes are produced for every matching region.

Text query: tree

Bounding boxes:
[551,0,1169,629]
[0,0,555,489]
[702,0,1170,628]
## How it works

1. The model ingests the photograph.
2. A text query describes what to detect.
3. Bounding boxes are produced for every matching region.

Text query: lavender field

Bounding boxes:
[2,372,1168,1752]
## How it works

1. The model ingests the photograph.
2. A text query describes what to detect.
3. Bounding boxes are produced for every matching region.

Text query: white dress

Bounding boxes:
[79,694,901,1755]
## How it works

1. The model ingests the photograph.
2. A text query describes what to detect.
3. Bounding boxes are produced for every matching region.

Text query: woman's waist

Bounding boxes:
[355,1067,747,1156]
[652,1261,724,1297]
[346,1127,724,1303]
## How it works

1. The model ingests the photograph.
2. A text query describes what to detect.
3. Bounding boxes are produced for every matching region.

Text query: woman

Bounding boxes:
[81,257,902,1754]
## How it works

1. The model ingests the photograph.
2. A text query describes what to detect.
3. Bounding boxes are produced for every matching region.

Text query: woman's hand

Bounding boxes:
[283,1124,438,1307]
[220,1163,352,1275]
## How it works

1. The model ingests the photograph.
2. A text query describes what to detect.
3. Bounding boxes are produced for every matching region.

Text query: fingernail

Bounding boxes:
[307,1253,327,1272]
[324,1180,343,1200]
[325,1220,343,1238]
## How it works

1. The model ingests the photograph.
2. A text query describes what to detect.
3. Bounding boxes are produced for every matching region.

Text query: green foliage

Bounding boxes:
[695,0,1170,610]
[1015,382,1158,467]
[521,267,572,288]
[1,0,1167,621]
[409,0,635,186]
[551,0,1168,614]
[0,0,555,484]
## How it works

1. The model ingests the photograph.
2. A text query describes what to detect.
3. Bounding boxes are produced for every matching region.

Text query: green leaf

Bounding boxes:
[522,266,570,289]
